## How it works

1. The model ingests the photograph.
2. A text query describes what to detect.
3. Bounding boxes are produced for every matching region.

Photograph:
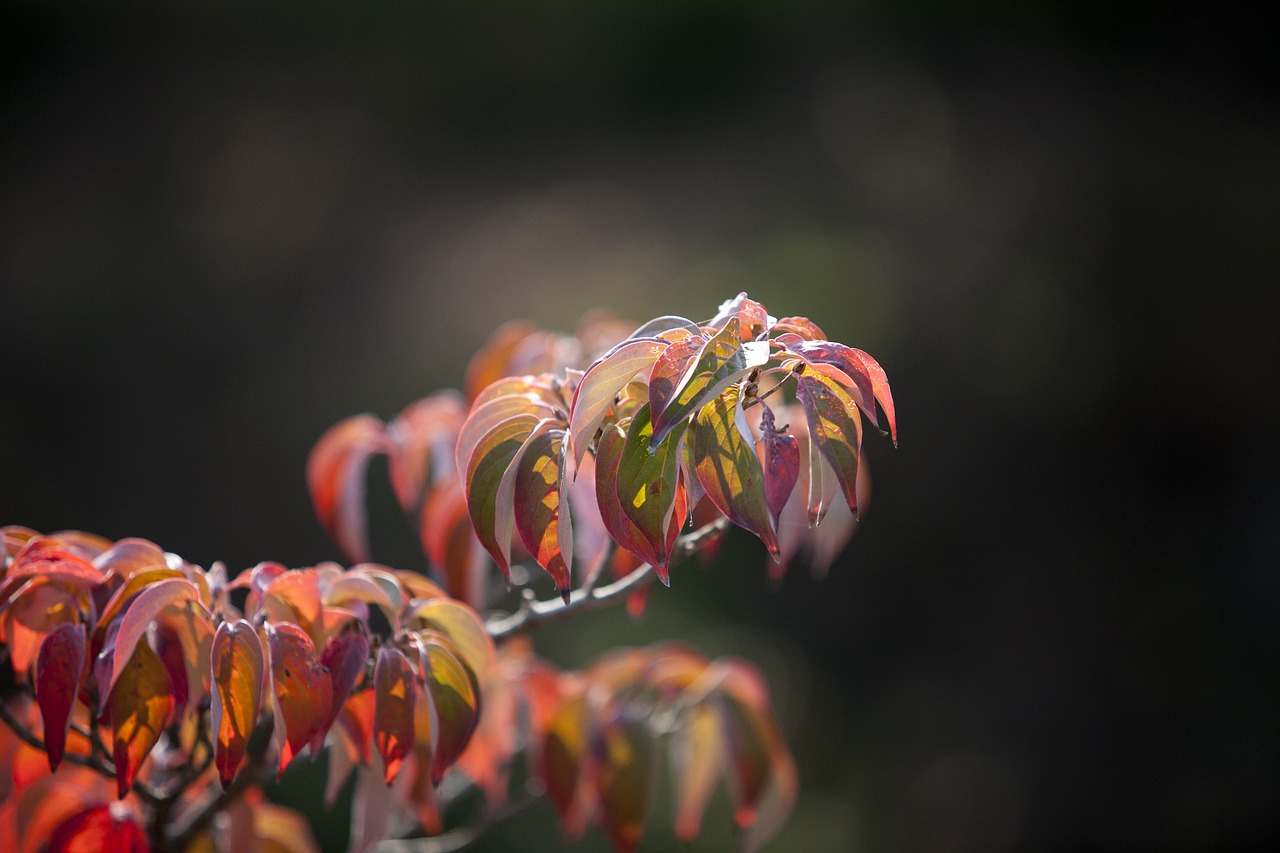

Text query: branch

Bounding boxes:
[167,716,274,853]
[372,781,544,853]
[486,516,730,641]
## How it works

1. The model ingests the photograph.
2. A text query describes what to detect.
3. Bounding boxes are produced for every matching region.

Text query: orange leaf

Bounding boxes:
[419,635,481,786]
[306,414,388,563]
[540,692,592,838]
[593,712,656,853]
[373,646,416,785]
[266,622,332,773]
[210,620,265,788]
[109,639,173,798]
[512,423,574,597]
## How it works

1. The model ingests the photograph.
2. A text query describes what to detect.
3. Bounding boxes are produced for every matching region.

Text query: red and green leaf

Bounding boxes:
[316,631,369,753]
[795,368,864,516]
[35,622,86,771]
[512,424,574,597]
[615,405,689,577]
[540,693,592,837]
[462,412,541,581]
[419,635,482,785]
[210,620,265,788]
[691,386,779,560]
[650,317,763,449]
[373,646,416,785]
[568,337,668,471]
[593,712,656,853]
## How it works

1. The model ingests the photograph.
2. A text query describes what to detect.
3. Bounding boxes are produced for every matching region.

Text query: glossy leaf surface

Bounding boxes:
[513,425,574,596]
[462,413,540,580]
[616,405,688,575]
[568,337,668,470]
[420,636,482,785]
[796,368,864,516]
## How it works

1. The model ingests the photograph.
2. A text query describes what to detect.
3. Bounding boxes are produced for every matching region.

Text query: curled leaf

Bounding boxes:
[307,414,387,563]
[462,412,540,581]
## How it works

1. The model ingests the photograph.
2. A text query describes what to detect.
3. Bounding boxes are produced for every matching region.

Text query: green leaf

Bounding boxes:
[461,412,540,581]
[691,386,779,560]
[513,424,574,598]
[419,634,482,786]
[568,338,668,471]
[616,404,688,576]
[651,318,759,449]
[210,619,265,789]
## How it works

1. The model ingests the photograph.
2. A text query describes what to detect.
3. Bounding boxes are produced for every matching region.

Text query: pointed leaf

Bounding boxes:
[771,316,826,341]
[706,292,773,339]
[420,635,482,785]
[210,620,265,788]
[110,639,173,798]
[47,804,148,853]
[373,646,416,785]
[93,568,185,647]
[462,413,540,581]
[316,631,369,753]
[757,399,801,525]
[463,320,539,401]
[513,424,574,597]
[796,369,864,516]
[406,598,494,679]
[455,394,559,485]
[267,622,332,773]
[420,478,487,606]
[385,391,466,517]
[692,386,779,559]
[36,622,86,771]
[594,711,657,853]
[645,336,702,435]
[307,414,388,563]
[108,578,200,699]
[671,701,724,842]
[616,405,688,576]
[568,338,668,470]
[540,693,592,837]
[651,318,756,449]
[848,347,897,446]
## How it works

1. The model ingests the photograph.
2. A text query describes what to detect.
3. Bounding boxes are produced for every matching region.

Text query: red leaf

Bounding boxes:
[540,692,592,837]
[462,412,541,581]
[316,631,370,753]
[36,622,86,771]
[419,635,482,785]
[795,368,864,517]
[650,317,759,449]
[706,292,772,339]
[419,477,488,607]
[757,399,800,525]
[615,404,689,577]
[771,316,827,341]
[385,391,467,517]
[267,623,332,773]
[306,414,388,563]
[47,804,148,853]
[210,620,265,788]
[373,646,416,785]
[593,711,656,853]
[108,578,203,701]
[463,320,539,401]
[512,423,574,597]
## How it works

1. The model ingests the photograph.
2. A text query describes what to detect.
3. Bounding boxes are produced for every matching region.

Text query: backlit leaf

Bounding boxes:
[110,639,173,798]
[628,314,701,340]
[651,318,758,449]
[645,336,702,436]
[462,412,540,581]
[373,646,416,785]
[594,423,661,571]
[706,292,773,339]
[93,568,185,647]
[210,620,265,788]
[671,701,723,842]
[463,320,539,401]
[540,692,592,837]
[0,547,100,611]
[267,623,332,773]
[796,368,864,516]
[316,631,369,753]
[616,405,688,577]
[385,391,466,517]
[594,712,656,853]
[307,414,387,563]
[420,635,482,785]
[420,478,487,606]
[92,538,168,581]
[36,622,86,771]
[756,399,800,526]
[108,578,206,702]
[513,424,574,597]
[691,386,779,560]
[47,804,148,853]
[568,337,668,471]
[406,598,494,679]
[2,581,78,678]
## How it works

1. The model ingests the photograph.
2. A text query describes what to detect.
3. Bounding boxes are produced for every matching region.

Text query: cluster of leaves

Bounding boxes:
[3,294,895,853]
[312,293,897,607]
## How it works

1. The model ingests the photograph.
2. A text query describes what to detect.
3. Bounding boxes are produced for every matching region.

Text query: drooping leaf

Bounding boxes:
[781,339,897,445]
[110,639,173,798]
[252,802,323,853]
[373,646,416,785]
[109,578,211,714]
[46,804,148,853]
[463,320,539,401]
[512,424,574,597]
[107,578,199,697]
[315,631,369,754]
[795,367,864,516]
[691,386,779,560]
[568,337,668,471]
[615,405,689,577]
[406,598,495,679]
[36,622,86,771]
[594,711,657,853]
[670,701,724,842]
[848,346,898,446]
[540,692,592,837]
[628,314,702,340]
[2,581,78,678]
[419,635,482,785]
[756,399,801,526]
[92,538,168,581]
[455,394,560,482]
[462,412,540,581]
[263,569,323,642]
[266,622,332,773]
[594,423,661,571]
[306,414,388,563]
[93,568,185,646]
[385,391,466,518]
[420,477,488,606]
[210,620,265,789]
[644,336,702,437]
[0,547,100,611]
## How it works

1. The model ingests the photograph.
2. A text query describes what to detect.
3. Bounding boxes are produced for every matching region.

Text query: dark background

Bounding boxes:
[2,2,1276,851]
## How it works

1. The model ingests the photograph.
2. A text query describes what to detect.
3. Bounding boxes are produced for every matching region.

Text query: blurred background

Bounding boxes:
[2,2,1276,851]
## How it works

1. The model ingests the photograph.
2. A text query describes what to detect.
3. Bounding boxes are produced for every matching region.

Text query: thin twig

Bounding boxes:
[167,716,274,853]
[486,517,730,641]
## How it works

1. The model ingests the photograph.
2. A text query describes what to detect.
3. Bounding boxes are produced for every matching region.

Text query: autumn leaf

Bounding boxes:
[267,622,332,774]
[691,385,780,560]
[650,318,765,449]
[35,622,86,771]
[110,638,173,798]
[540,692,592,837]
[795,367,864,516]
[593,711,656,853]
[567,337,668,471]
[46,804,148,853]
[210,620,265,788]
[316,631,370,753]
[373,646,416,786]
[462,412,541,581]
[756,399,800,526]
[306,414,388,563]
[418,634,482,785]
[616,404,689,577]
[385,391,466,518]
[670,701,723,842]
[512,424,574,597]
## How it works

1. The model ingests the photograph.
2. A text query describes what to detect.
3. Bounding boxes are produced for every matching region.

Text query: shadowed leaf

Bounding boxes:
[796,368,864,516]
[568,337,668,471]
[462,412,540,581]
[420,635,482,786]
[36,622,86,771]
[616,405,689,577]
[316,631,369,754]
[540,693,592,837]
[513,424,574,597]
[651,318,762,449]
[373,646,416,786]
[757,399,800,526]
[267,623,332,774]
[110,639,173,798]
